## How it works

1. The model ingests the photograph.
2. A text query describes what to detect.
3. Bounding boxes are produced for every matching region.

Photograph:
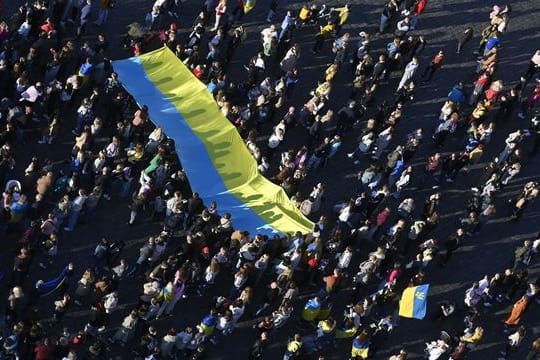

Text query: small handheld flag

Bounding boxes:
[244,0,256,13]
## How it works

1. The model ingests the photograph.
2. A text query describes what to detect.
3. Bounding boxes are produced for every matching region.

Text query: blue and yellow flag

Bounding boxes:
[398,284,429,319]
[113,47,313,236]
[351,337,370,359]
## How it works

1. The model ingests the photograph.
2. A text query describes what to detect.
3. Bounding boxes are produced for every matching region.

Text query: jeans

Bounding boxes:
[84,204,98,223]
[120,180,133,198]
[306,154,322,170]
[65,210,81,230]
[97,9,109,25]
[379,14,389,33]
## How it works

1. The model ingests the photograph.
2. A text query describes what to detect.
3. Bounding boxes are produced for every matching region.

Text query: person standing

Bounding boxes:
[312,21,335,54]
[397,57,419,91]
[212,0,227,31]
[64,189,87,232]
[513,239,533,271]
[441,228,465,266]
[456,27,474,54]
[504,295,529,327]
[306,137,330,170]
[499,326,526,359]
[332,4,351,36]
[109,309,139,347]
[421,50,444,82]
[77,0,93,39]
[379,0,398,34]
[249,331,269,359]
[526,337,540,360]
[523,50,540,83]
[279,11,295,41]
[95,0,112,27]
[266,0,278,23]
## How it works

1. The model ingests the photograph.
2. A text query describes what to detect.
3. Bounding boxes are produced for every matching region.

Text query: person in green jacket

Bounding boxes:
[144,147,165,174]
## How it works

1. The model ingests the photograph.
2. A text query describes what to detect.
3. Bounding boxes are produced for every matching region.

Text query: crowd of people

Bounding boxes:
[0,0,540,359]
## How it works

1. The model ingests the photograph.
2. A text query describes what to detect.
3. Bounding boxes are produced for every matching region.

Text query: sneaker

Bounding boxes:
[483,302,492,307]
[517,112,525,119]
[347,153,354,158]
[38,140,46,144]
[353,160,360,165]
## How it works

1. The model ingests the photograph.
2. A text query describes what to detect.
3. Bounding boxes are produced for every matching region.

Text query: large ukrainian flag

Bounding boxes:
[398,284,429,320]
[113,47,313,235]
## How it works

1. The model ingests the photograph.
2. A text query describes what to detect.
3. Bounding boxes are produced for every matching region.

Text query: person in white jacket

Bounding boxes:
[397,57,419,91]
[337,247,354,270]
[103,292,118,314]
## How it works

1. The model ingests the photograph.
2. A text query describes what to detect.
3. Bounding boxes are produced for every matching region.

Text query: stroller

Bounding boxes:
[424,331,454,359]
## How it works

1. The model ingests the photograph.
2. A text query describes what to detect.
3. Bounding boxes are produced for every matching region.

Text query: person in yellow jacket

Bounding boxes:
[283,333,303,360]
[460,326,483,349]
[331,4,351,36]
[314,317,337,350]
[312,21,335,53]
[470,100,491,125]
[298,4,311,25]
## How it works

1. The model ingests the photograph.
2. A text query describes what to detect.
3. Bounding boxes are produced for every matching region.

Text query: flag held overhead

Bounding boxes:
[399,284,429,319]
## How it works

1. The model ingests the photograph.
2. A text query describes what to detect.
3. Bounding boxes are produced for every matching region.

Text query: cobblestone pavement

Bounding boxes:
[1,0,540,359]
